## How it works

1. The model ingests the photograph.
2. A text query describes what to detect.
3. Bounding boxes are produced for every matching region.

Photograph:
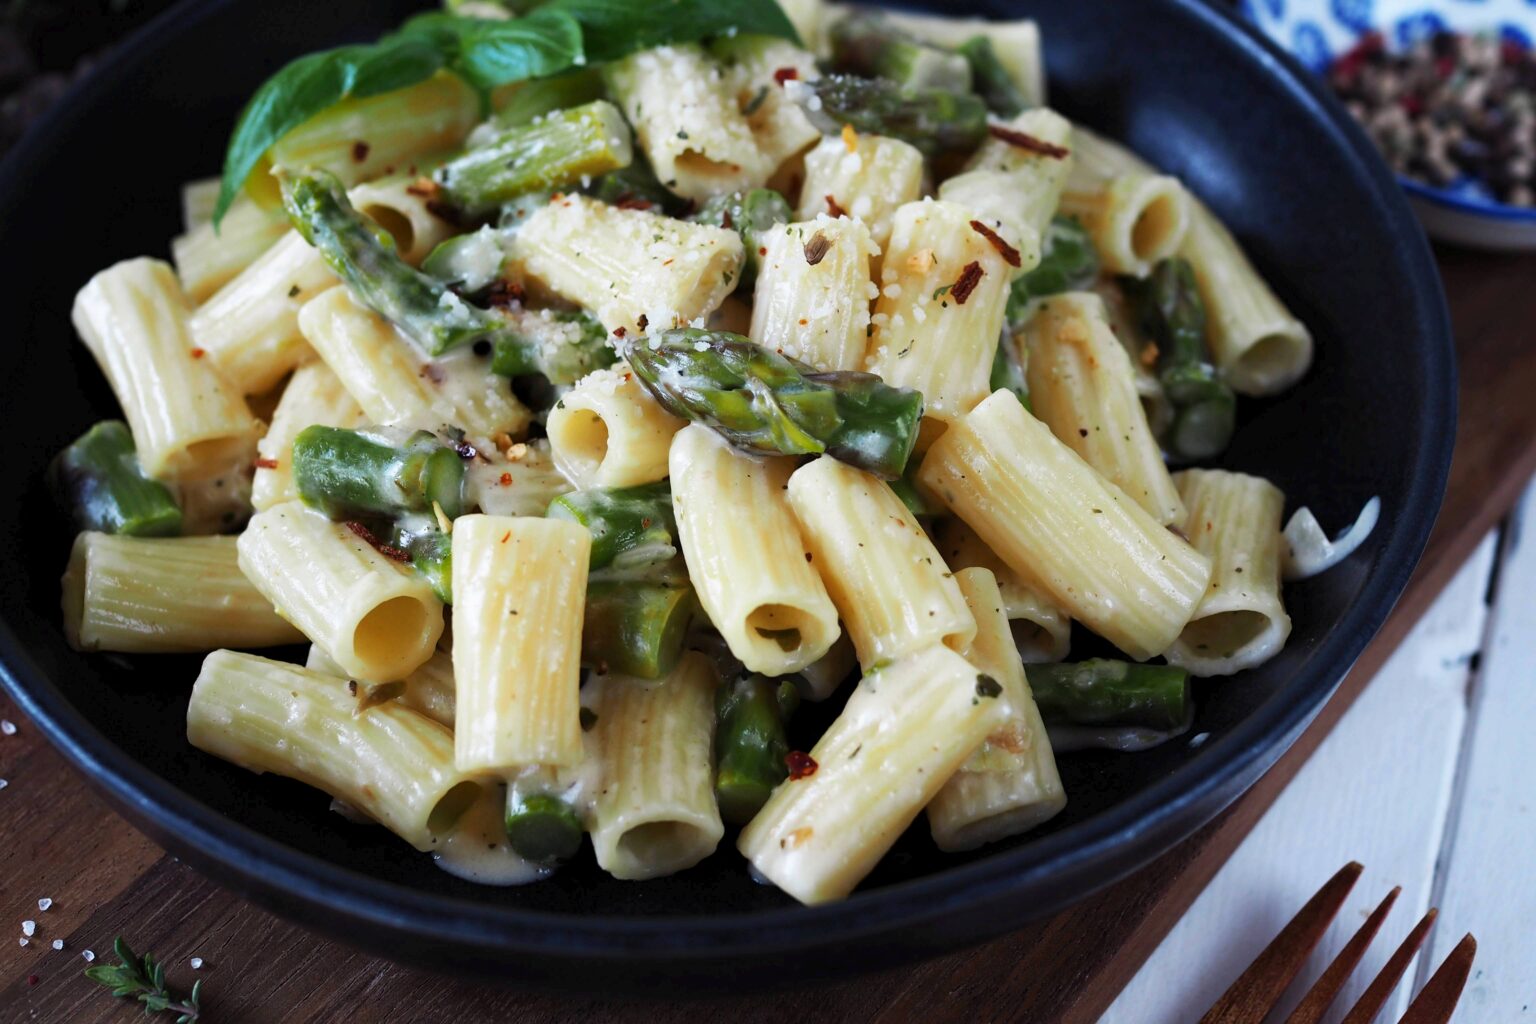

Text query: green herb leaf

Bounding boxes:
[541,0,800,62]
[399,9,584,92]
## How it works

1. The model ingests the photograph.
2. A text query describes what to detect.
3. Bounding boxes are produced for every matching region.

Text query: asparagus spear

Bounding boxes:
[714,674,800,825]
[689,188,792,292]
[828,11,973,94]
[486,69,605,131]
[583,579,695,678]
[548,481,677,572]
[1026,659,1191,733]
[504,789,584,866]
[1006,216,1100,324]
[489,307,614,384]
[435,100,634,216]
[392,519,454,604]
[49,421,182,537]
[956,36,1029,117]
[292,426,465,521]
[584,151,688,216]
[626,328,924,479]
[282,170,610,382]
[1123,258,1237,461]
[787,75,989,158]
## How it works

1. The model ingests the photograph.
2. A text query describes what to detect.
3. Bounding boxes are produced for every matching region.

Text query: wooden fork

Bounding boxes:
[1198,862,1477,1024]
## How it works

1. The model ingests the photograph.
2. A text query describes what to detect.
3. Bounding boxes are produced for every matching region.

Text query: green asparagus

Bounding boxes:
[504,789,584,866]
[489,306,614,384]
[828,11,973,94]
[626,328,924,480]
[689,188,792,292]
[548,481,676,572]
[1026,660,1192,733]
[714,674,799,825]
[49,421,182,537]
[583,579,695,678]
[790,75,989,158]
[1006,216,1100,324]
[435,100,634,215]
[584,152,687,216]
[990,332,1030,410]
[488,68,605,130]
[956,36,1028,117]
[392,519,453,604]
[292,426,465,521]
[420,226,511,294]
[282,170,610,382]
[1123,258,1236,461]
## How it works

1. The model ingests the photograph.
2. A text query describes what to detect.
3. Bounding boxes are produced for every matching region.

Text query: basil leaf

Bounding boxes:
[215,35,446,224]
[458,10,586,92]
[543,0,801,62]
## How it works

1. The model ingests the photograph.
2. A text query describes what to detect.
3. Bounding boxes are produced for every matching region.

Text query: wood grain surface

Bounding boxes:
[2,246,1534,1024]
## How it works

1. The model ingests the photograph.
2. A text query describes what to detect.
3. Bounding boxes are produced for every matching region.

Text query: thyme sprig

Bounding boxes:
[84,937,202,1022]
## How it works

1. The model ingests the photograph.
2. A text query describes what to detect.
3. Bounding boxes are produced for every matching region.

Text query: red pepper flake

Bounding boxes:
[254,457,279,470]
[500,531,511,544]
[406,177,440,199]
[613,326,628,339]
[345,521,410,562]
[785,750,818,780]
[969,220,1022,268]
[987,124,1070,159]
[772,66,799,85]
[720,208,735,230]
[189,347,206,359]
[803,231,831,266]
[351,140,370,163]
[499,472,513,486]
[486,280,525,308]
[824,193,847,219]
[950,261,984,305]
[615,194,653,210]
[758,246,768,257]
[637,313,649,332]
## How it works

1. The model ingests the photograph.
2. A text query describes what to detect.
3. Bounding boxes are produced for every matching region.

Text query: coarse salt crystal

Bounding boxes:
[190,957,204,970]
[82,950,95,962]
[1,720,15,735]
[21,920,35,937]
[51,940,62,951]
[37,898,51,912]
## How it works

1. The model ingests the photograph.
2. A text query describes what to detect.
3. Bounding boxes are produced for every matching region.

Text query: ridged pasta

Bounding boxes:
[796,133,924,252]
[750,216,879,372]
[546,361,685,489]
[252,360,368,511]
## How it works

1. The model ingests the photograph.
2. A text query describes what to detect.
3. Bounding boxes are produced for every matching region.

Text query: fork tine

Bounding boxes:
[1339,908,1439,1024]
[1397,933,1477,1024]
[1284,886,1401,1024]
[1198,862,1364,1024]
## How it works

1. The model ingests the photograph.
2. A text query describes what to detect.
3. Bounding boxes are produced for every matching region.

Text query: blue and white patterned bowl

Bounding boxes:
[1242,0,1536,249]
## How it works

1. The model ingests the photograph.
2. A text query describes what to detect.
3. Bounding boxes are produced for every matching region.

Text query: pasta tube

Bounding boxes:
[669,424,839,675]
[585,653,724,880]
[606,44,771,201]
[252,361,368,511]
[928,567,1066,851]
[187,650,480,851]
[1164,470,1291,676]
[72,258,260,481]
[795,133,924,251]
[171,197,288,303]
[509,193,744,336]
[188,231,336,396]
[865,199,1012,422]
[934,518,1071,664]
[738,644,1008,904]
[786,455,975,669]
[750,216,879,372]
[545,362,686,489]
[1023,292,1186,525]
[918,390,1212,660]
[1058,173,1191,279]
[307,643,456,729]
[238,502,445,680]
[452,516,589,773]
[62,533,304,653]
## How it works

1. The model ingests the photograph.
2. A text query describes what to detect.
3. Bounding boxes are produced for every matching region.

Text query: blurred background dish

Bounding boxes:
[1243,0,1536,248]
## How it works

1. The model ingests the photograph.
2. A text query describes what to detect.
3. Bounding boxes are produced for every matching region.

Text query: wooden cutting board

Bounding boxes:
[1,245,1533,1023]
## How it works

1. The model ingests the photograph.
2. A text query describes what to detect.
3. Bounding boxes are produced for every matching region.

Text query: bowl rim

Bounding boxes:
[1399,177,1536,223]
[0,0,1457,965]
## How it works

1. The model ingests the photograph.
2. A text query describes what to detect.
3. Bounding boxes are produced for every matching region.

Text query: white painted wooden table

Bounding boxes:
[1103,479,1536,1023]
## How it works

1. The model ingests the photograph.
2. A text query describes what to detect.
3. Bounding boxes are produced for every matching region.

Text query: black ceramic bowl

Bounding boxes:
[0,0,1453,993]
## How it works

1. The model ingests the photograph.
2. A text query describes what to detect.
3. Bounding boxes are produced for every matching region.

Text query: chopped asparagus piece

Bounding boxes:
[1026,659,1192,733]
[583,580,695,679]
[49,421,183,537]
[829,11,973,93]
[626,328,924,480]
[689,188,792,291]
[714,674,796,824]
[292,426,465,521]
[547,481,677,572]
[789,75,989,158]
[504,790,584,866]
[957,36,1028,117]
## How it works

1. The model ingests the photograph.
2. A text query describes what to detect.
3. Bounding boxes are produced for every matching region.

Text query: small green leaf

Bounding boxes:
[544,0,800,62]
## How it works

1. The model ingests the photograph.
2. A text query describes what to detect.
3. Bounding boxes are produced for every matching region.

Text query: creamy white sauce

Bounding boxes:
[1282,497,1380,581]
[1047,723,1189,753]
[432,786,552,887]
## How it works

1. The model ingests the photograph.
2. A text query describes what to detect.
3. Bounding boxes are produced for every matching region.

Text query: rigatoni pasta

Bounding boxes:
[52,0,1351,903]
